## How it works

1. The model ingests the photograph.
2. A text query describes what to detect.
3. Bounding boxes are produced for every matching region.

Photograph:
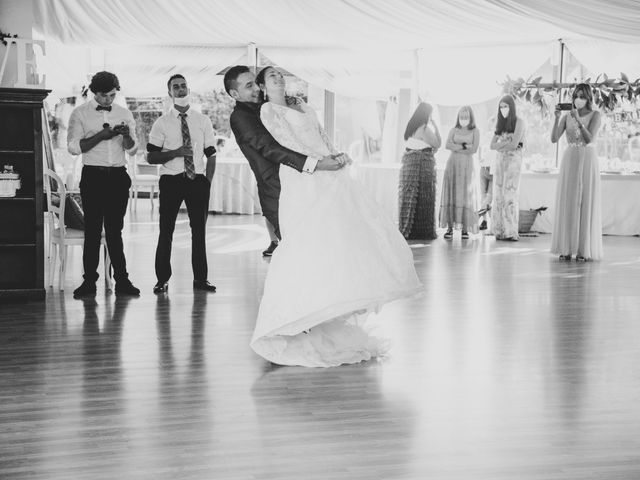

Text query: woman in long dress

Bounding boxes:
[439,106,480,239]
[398,102,441,240]
[251,66,422,367]
[550,83,603,261]
[490,95,526,241]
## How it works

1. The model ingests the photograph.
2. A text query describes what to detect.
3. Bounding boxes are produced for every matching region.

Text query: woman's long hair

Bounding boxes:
[455,105,476,130]
[494,95,517,135]
[404,102,433,141]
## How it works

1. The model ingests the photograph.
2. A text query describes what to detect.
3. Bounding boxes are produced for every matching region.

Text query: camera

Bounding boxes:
[112,123,128,134]
[557,103,573,111]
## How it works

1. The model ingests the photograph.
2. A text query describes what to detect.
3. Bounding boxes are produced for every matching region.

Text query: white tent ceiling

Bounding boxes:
[31,0,640,101]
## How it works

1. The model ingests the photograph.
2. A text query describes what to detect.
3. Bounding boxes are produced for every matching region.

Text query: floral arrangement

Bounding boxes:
[502,73,640,114]
[0,29,18,46]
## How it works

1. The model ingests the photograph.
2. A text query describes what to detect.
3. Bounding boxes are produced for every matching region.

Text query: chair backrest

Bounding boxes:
[128,152,159,178]
[126,153,139,180]
[628,136,640,162]
[43,168,66,235]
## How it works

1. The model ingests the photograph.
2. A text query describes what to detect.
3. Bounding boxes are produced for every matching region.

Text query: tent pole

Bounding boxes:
[555,39,565,168]
[413,49,420,104]
[324,90,335,146]
[247,43,257,73]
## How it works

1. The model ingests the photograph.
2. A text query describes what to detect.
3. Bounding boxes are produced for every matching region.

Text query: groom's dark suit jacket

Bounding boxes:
[229,101,307,239]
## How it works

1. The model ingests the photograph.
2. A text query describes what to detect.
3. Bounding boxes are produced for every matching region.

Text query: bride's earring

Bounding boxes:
[263,89,268,101]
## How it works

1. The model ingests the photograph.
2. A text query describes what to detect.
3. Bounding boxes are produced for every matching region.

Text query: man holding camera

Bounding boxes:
[67,71,140,297]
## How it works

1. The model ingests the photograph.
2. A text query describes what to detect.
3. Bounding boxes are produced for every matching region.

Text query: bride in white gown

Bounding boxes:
[250,66,422,367]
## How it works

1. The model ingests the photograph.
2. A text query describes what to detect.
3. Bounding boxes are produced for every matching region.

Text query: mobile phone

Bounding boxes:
[557,103,573,111]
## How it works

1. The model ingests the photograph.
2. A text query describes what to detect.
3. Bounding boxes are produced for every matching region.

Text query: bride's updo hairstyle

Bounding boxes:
[255,66,274,103]
[404,102,433,141]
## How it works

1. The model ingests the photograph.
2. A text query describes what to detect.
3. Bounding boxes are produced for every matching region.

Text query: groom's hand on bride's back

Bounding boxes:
[315,155,345,171]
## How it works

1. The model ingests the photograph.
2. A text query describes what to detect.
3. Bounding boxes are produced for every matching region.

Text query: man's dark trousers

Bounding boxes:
[155,173,211,283]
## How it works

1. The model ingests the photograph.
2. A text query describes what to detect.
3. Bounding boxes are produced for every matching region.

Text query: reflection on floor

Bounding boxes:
[1,204,640,479]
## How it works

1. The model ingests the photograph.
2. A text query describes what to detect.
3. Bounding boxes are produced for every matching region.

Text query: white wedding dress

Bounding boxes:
[250,101,422,367]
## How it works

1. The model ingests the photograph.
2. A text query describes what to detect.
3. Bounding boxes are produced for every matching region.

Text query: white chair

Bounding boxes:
[128,152,160,210]
[44,169,112,291]
[627,135,640,162]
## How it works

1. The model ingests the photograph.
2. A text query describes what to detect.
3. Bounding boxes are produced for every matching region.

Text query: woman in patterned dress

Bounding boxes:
[490,95,526,241]
[398,102,441,240]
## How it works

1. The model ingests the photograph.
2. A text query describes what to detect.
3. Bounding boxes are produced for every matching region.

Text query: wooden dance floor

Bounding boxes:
[1,206,640,480]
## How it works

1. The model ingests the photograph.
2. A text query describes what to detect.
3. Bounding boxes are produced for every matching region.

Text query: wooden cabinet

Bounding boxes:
[0,88,49,301]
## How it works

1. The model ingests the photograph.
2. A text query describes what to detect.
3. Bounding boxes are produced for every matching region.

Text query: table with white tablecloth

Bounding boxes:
[352,163,445,227]
[353,163,640,236]
[519,171,640,235]
[209,157,261,214]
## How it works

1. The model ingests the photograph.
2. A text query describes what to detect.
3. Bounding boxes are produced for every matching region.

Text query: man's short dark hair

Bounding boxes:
[224,65,251,95]
[167,74,186,92]
[89,71,120,94]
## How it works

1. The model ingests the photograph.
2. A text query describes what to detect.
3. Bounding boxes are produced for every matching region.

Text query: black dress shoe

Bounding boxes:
[73,281,96,298]
[193,280,216,292]
[153,281,168,294]
[115,279,140,296]
[262,241,278,256]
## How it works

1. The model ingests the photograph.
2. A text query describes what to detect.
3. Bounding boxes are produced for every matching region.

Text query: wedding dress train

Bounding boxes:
[251,101,422,367]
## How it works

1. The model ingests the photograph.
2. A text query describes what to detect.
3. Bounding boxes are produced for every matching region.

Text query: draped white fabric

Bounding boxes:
[33,0,572,49]
[565,40,640,79]
[40,42,246,97]
[417,42,554,105]
[31,0,640,99]
[487,0,640,44]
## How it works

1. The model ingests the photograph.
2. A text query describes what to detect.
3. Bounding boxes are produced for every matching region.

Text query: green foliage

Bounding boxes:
[502,73,640,113]
[0,29,19,46]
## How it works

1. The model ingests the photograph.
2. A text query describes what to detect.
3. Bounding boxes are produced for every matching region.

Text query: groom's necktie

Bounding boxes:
[179,113,196,180]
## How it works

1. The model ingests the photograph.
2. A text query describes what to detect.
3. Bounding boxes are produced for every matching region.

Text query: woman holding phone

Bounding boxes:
[550,83,603,261]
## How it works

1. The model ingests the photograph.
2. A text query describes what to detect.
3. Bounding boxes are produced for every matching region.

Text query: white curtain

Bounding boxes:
[40,42,246,98]
[565,39,640,79]
[34,0,571,49]
[261,47,414,99]
[417,42,554,105]
[487,0,640,44]
[33,0,640,100]
[103,45,246,97]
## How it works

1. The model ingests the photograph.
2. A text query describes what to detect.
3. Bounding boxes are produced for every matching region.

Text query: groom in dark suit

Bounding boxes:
[223,65,342,256]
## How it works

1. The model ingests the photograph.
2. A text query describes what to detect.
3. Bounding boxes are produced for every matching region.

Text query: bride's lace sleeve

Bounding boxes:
[300,103,339,156]
[260,103,315,157]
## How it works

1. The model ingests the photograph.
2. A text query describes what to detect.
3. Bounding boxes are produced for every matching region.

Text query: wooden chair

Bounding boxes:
[43,169,112,291]
[128,152,160,210]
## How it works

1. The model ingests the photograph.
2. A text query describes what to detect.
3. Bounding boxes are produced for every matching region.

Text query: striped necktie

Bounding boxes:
[179,113,195,179]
